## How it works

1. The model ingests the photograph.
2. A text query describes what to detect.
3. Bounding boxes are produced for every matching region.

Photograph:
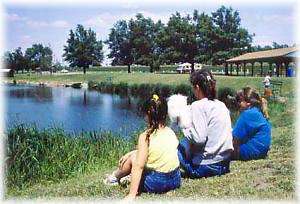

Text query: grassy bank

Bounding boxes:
[5,72,296,200]
[5,97,295,199]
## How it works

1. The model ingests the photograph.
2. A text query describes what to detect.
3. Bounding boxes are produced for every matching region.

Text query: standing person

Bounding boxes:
[263,73,271,88]
[231,87,271,161]
[263,73,272,98]
[177,68,233,178]
[104,94,181,199]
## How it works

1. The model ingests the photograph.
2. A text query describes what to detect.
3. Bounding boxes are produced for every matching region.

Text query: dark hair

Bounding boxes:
[141,94,168,141]
[236,87,269,119]
[190,68,216,100]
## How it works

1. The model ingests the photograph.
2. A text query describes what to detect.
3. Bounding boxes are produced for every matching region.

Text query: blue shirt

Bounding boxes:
[232,107,271,149]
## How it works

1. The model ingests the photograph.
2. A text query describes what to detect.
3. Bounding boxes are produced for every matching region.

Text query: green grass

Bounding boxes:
[10,72,295,96]
[5,72,296,200]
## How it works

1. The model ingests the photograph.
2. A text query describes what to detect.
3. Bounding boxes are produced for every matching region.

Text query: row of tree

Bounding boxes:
[4,6,293,74]
[4,44,53,73]
[105,6,254,73]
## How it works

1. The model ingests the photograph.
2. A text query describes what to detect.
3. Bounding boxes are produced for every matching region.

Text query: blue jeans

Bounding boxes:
[139,168,181,194]
[239,139,269,161]
[178,138,230,178]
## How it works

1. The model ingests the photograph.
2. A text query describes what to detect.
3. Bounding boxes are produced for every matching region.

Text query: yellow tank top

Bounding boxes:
[146,127,179,173]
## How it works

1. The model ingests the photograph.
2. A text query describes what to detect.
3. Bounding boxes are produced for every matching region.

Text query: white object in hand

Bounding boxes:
[167,94,192,129]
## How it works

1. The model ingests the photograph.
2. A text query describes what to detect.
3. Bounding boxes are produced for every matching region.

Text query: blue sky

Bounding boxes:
[3,0,298,65]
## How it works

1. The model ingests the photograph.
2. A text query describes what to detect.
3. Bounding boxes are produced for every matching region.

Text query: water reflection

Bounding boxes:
[4,85,145,137]
[8,86,53,102]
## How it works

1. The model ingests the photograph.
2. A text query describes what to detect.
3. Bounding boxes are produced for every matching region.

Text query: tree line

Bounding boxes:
[4,6,291,74]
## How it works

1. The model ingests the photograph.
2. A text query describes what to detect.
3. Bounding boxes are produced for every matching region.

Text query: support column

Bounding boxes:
[236,63,239,76]
[243,62,246,76]
[260,62,263,77]
[230,63,233,76]
[276,63,280,77]
[225,63,228,76]
[251,62,254,77]
[269,62,272,76]
[284,62,289,77]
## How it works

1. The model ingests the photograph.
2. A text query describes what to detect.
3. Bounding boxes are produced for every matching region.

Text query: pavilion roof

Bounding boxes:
[226,46,298,63]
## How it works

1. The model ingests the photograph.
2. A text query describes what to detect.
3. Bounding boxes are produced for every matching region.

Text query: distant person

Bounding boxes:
[263,74,271,89]
[176,69,233,178]
[104,94,181,199]
[231,87,271,161]
[263,73,272,98]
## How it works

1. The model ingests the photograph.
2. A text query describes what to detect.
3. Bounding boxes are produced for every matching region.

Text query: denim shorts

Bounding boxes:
[178,138,230,178]
[139,168,181,194]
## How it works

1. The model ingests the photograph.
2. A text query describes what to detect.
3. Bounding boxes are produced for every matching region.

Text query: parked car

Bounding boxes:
[61,69,69,73]
[176,63,203,73]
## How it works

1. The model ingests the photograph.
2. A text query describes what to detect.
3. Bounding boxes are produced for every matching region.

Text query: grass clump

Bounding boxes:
[5,124,135,190]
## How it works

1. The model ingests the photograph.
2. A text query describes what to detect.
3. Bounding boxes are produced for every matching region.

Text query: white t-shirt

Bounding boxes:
[182,98,233,165]
[263,76,271,87]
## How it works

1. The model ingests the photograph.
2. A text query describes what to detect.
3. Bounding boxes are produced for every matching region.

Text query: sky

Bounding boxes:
[2,0,298,65]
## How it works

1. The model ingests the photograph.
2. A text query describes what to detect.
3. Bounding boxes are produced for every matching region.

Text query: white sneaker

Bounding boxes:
[120,174,131,186]
[103,172,119,186]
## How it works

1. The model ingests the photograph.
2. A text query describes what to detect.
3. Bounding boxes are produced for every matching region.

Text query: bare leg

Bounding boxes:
[114,151,137,179]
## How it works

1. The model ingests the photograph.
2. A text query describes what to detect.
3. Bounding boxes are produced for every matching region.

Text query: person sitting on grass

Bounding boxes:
[177,68,233,179]
[231,87,271,161]
[104,94,181,199]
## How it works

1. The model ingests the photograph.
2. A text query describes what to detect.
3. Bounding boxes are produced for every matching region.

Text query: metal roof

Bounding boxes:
[226,46,298,63]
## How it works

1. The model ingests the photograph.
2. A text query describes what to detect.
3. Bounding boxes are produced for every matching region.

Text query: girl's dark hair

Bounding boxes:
[141,94,168,141]
[190,68,216,100]
[236,87,269,119]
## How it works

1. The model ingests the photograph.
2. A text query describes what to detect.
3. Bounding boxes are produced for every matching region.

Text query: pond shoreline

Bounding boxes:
[3,79,77,88]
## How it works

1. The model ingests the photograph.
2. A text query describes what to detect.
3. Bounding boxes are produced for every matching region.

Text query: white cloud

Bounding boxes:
[122,0,139,10]
[26,19,70,28]
[83,10,170,30]
[19,35,33,48]
[5,13,27,21]
[260,14,295,25]
[51,20,70,28]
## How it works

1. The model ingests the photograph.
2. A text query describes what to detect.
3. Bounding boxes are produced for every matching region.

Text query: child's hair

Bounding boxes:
[141,94,168,141]
[236,87,269,119]
[190,68,216,100]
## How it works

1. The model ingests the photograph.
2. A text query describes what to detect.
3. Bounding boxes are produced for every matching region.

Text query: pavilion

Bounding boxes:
[225,46,298,77]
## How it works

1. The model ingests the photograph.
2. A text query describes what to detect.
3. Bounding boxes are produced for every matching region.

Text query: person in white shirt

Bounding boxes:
[263,74,271,88]
[177,68,233,178]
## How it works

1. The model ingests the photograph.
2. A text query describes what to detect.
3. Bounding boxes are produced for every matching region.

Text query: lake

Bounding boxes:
[4,84,145,137]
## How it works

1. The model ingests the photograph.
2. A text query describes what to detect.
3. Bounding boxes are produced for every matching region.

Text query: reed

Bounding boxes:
[5,124,135,189]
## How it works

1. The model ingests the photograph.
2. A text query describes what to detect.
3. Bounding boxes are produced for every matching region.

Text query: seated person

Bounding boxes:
[177,69,233,178]
[104,94,181,199]
[231,87,271,161]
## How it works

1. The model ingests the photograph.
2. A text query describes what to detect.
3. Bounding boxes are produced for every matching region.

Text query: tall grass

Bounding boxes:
[5,124,135,189]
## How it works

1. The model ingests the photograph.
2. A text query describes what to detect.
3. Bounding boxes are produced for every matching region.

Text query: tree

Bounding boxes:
[158,12,197,71]
[129,13,164,72]
[105,20,134,73]
[25,44,53,72]
[4,47,29,73]
[211,6,253,65]
[63,24,104,74]
[193,10,216,64]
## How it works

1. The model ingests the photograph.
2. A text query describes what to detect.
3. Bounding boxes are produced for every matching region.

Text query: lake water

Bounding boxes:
[4,84,145,137]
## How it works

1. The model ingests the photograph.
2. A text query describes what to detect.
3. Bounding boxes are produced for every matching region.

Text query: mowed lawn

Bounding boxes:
[11,71,295,94]
[6,72,296,200]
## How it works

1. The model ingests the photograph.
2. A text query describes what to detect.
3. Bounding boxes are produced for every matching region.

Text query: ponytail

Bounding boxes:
[143,94,168,142]
[260,97,270,119]
[190,68,216,100]
[236,87,269,119]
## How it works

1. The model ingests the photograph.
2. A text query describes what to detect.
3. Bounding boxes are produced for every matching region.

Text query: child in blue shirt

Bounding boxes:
[232,87,271,161]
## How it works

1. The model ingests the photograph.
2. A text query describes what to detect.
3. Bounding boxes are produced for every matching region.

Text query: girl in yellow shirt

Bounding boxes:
[104,94,181,199]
